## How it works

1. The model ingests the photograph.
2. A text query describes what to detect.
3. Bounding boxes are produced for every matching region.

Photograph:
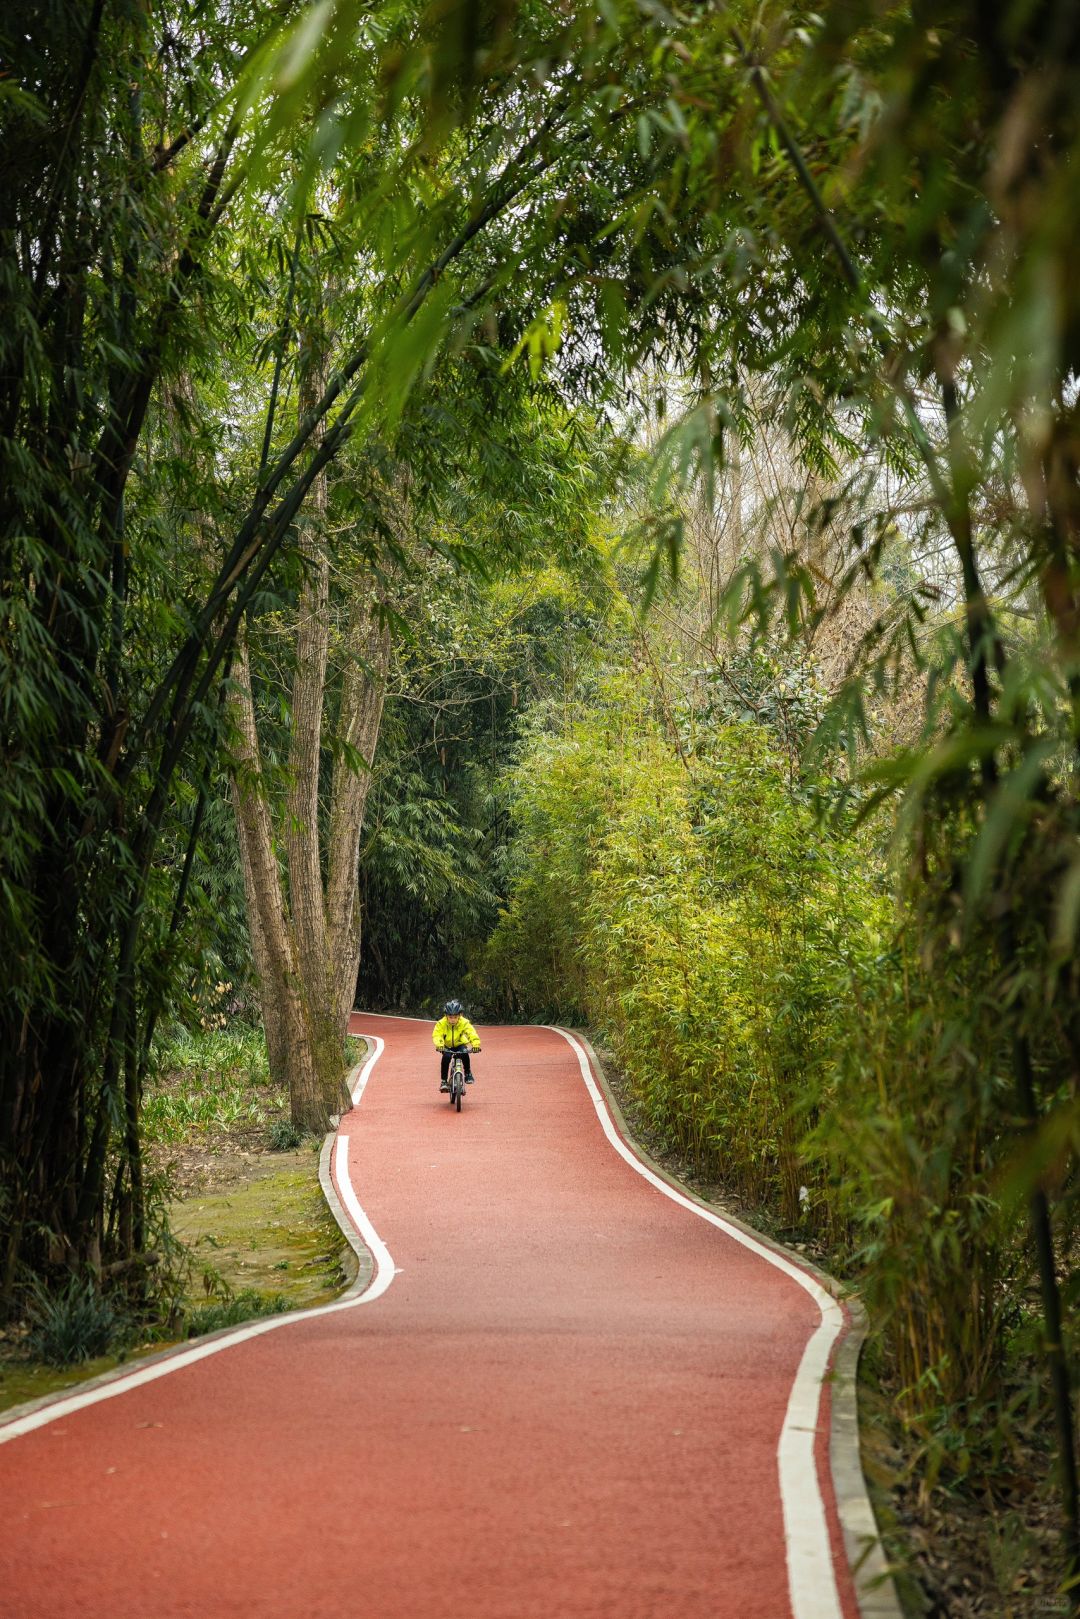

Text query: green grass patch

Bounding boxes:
[170,1159,354,1309]
[184,1289,291,1337]
[143,1023,278,1143]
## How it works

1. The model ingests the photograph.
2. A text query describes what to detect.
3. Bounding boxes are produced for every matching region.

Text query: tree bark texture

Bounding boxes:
[230,321,391,1131]
[231,629,326,1128]
[328,601,392,1036]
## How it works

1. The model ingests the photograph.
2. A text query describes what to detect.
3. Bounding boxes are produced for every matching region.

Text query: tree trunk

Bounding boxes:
[281,324,345,1125]
[328,595,392,1036]
[229,313,392,1132]
[230,631,326,1129]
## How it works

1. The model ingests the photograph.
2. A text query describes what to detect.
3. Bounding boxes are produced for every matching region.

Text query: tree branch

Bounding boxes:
[124,115,569,773]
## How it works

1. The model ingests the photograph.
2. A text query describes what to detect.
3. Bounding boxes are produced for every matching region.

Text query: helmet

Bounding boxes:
[444,999,463,1016]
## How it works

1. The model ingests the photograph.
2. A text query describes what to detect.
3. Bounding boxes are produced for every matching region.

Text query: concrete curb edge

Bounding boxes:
[317,1054,376,1301]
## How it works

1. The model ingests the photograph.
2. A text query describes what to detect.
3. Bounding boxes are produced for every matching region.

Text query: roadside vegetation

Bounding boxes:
[459,508,1068,1614]
[4,2,1080,1614]
[0,1029,360,1415]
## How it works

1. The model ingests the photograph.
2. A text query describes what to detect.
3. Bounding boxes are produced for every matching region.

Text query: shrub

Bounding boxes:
[486,693,886,1225]
[807,872,1027,1437]
[27,1275,129,1366]
[488,685,1033,1464]
[268,1118,304,1151]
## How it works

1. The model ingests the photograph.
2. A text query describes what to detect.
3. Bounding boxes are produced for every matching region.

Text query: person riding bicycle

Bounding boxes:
[434,1000,480,1092]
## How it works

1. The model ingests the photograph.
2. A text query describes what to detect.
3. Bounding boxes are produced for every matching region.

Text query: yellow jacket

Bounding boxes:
[433,1014,480,1051]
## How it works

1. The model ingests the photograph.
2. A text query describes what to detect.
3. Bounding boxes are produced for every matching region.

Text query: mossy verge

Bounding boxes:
[0,1039,366,1417]
[0,1155,357,1416]
[171,1153,357,1312]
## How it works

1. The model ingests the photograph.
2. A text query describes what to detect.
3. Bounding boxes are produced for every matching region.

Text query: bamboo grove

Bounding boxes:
[4,0,1080,1598]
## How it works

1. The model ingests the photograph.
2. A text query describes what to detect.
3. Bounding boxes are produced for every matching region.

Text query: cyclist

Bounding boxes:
[433,999,481,1092]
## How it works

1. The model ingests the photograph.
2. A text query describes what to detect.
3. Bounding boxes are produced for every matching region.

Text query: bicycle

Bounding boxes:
[445,1046,479,1112]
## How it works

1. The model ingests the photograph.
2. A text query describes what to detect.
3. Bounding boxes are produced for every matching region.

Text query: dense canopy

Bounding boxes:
[3,0,1080,1605]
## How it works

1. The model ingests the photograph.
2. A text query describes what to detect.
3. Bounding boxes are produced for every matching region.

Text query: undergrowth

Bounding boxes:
[143,1023,281,1143]
[3,1022,357,1404]
[26,1275,131,1367]
[184,1288,290,1337]
[484,684,1071,1614]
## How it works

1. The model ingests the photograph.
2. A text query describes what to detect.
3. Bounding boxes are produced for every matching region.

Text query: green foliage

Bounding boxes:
[184,1289,290,1340]
[809,787,1080,1447]
[486,680,886,1229]
[5,0,1080,1576]
[143,1025,276,1144]
[484,652,1058,1477]
[268,1119,304,1151]
[150,1024,270,1085]
[358,529,622,1011]
[141,1085,267,1144]
[27,1276,131,1368]
[811,918,1021,1432]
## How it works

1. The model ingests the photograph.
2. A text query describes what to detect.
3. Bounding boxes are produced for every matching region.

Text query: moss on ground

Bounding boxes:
[0,1349,136,1412]
[0,1035,365,1417]
[0,1156,357,1416]
[171,1153,357,1309]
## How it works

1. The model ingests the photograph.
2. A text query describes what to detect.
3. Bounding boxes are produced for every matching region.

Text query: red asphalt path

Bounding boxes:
[0,1017,859,1619]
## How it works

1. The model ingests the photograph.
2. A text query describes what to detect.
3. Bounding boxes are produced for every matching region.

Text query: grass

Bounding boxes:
[169,1162,355,1310]
[184,1289,291,1337]
[142,1022,278,1143]
[268,1117,304,1150]
[26,1275,130,1367]
[0,1022,363,1416]
[0,1347,141,1411]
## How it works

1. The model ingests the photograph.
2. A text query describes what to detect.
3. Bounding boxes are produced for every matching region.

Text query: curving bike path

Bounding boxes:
[0,1016,860,1619]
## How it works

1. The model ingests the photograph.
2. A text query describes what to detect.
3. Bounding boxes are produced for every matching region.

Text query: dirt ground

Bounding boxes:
[162,1134,356,1308]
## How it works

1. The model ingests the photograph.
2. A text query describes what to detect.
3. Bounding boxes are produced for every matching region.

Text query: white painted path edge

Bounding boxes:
[0,1037,394,1446]
[364,1013,848,1619]
[0,1020,848,1619]
[547,1025,847,1619]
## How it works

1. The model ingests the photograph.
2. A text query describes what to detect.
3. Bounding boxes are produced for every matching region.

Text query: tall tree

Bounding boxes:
[1,0,660,1284]
[230,296,392,1130]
